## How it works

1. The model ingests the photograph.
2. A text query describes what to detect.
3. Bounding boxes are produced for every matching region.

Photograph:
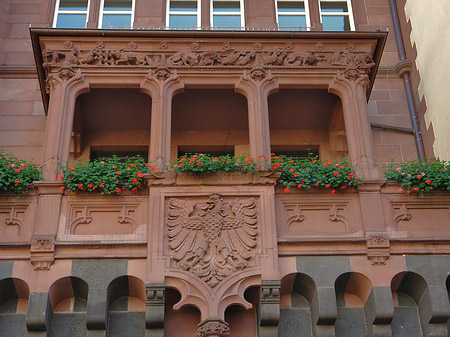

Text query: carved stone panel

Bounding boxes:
[0,202,32,242]
[57,197,147,242]
[167,193,258,287]
[390,201,450,236]
[276,194,363,239]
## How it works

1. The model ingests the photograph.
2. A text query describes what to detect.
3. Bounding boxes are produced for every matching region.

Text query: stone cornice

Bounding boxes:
[30,28,387,114]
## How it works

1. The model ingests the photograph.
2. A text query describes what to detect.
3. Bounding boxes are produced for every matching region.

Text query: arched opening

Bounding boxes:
[391,272,425,337]
[224,286,258,337]
[171,88,249,161]
[334,272,372,337]
[0,277,29,336]
[164,288,201,337]
[70,88,152,161]
[268,89,346,160]
[279,273,316,337]
[48,276,88,337]
[106,275,146,337]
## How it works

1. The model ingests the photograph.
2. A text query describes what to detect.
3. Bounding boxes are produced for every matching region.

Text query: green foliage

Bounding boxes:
[60,156,152,195]
[270,155,362,193]
[0,150,42,194]
[173,153,361,193]
[384,158,450,196]
[173,153,264,174]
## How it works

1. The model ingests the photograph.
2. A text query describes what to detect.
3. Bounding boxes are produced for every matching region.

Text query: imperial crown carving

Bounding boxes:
[167,194,258,287]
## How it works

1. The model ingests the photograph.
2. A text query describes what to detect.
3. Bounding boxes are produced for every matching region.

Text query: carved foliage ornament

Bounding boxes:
[42,45,376,70]
[197,319,230,337]
[167,194,258,287]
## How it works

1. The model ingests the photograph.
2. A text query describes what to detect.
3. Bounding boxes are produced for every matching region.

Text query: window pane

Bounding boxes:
[278,15,306,30]
[103,0,132,11]
[322,15,350,31]
[320,1,348,12]
[101,14,132,28]
[213,1,240,13]
[56,14,87,28]
[169,14,197,27]
[59,0,88,11]
[277,1,305,13]
[170,0,197,12]
[213,15,241,28]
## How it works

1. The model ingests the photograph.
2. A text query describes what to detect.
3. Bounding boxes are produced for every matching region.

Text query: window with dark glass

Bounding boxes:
[99,0,134,29]
[167,0,200,29]
[211,0,244,29]
[53,0,89,28]
[276,0,310,31]
[319,0,354,31]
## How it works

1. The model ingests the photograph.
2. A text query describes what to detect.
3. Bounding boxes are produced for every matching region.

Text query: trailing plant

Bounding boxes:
[173,153,361,194]
[60,156,154,195]
[270,155,362,194]
[384,158,450,196]
[0,150,42,194]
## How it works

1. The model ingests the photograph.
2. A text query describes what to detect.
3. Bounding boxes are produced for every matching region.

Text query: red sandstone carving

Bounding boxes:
[167,194,258,287]
[3,206,26,236]
[30,236,55,270]
[366,233,390,265]
[197,319,230,337]
[41,46,375,70]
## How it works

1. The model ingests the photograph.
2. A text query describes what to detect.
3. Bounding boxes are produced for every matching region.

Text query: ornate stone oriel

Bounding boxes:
[167,194,258,287]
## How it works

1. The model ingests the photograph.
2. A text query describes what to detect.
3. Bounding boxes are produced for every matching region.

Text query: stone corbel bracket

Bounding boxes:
[30,236,55,270]
[366,233,390,265]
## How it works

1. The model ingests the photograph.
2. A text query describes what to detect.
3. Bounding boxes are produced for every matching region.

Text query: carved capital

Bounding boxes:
[146,283,165,306]
[141,67,184,97]
[197,319,230,337]
[45,65,84,94]
[366,233,390,265]
[261,280,280,305]
[30,236,55,270]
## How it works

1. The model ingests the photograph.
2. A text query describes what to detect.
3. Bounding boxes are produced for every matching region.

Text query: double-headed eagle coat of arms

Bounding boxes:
[167,194,258,287]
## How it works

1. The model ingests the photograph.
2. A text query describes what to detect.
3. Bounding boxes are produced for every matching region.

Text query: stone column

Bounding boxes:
[235,67,278,160]
[328,68,379,179]
[42,64,90,181]
[140,67,185,167]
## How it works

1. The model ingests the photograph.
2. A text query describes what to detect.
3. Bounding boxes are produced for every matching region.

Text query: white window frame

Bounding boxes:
[275,0,310,31]
[319,0,355,31]
[53,0,90,28]
[166,0,201,29]
[98,0,135,29]
[210,0,245,29]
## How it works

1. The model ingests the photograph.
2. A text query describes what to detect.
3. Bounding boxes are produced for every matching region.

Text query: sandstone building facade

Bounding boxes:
[0,0,449,336]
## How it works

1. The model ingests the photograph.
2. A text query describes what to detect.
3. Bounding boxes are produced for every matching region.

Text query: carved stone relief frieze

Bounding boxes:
[41,42,376,72]
[197,319,230,337]
[167,193,258,287]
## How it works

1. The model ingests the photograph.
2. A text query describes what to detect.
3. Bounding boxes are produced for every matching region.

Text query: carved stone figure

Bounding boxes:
[167,194,258,287]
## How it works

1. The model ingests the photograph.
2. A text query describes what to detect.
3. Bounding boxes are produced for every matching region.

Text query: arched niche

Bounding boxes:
[279,273,316,337]
[171,88,249,162]
[334,272,372,337]
[71,88,152,161]
[268,89,346,160]
[106,275,146,337]
[164,288,201,337]
[391,271,426,337]
[48,276,88,337]
[0,277,29,336]
[224,286,259,337]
